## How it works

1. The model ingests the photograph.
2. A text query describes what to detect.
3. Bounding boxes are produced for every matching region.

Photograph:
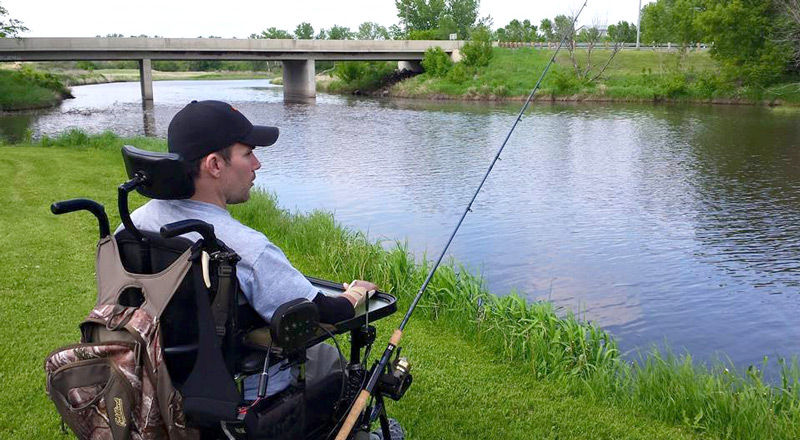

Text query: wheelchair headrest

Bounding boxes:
[121,145,194,200]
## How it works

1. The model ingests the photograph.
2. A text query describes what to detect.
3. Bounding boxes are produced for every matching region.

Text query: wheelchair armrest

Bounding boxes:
[243,327,283,355]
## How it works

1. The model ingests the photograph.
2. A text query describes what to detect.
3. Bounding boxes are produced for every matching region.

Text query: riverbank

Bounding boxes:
[0,65,276,111]
[1,130,798,439]
[0,69,70,111]
[61,68,275,86]
[386,48,800,105]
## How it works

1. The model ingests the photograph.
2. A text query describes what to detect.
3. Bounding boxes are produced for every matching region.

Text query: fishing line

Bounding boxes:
[334,3,589,438]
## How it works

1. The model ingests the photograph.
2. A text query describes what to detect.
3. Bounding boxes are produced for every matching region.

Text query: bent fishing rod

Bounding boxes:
[334,3,588,439]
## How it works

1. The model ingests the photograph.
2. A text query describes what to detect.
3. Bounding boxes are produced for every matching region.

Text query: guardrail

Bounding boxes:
[495,41,711,51]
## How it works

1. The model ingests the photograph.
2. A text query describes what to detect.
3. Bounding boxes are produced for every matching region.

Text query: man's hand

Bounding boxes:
[341,280,378,308]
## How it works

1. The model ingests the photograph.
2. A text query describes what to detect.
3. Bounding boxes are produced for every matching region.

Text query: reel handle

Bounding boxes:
[335,329,404,440]
[335,390,371,440]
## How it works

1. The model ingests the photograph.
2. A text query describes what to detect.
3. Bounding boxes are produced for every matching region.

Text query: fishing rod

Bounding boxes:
[334,3,588,438]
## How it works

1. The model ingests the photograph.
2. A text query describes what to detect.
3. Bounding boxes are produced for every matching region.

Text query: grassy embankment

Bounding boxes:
[1,131,799,439]
[0,64,276,110]
[61,69,276,86]
[391,47,800,104]
[0,69,70,111]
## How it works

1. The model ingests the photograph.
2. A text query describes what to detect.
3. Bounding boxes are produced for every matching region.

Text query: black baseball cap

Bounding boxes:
[167,100,279,161]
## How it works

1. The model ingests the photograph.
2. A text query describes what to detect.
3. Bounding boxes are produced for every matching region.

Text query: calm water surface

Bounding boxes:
[5,79,800,371]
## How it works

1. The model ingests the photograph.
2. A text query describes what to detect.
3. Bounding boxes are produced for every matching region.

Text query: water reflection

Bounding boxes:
[3,80,800,371]
[0,112,33,143]
[142,100,156,137]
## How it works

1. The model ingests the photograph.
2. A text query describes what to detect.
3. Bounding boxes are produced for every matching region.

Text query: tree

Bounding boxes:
[606,20,637,43]
[698,0,789,84]
[253,27,292,39]
[777,0,800,71]
[461,24,493,66]
[294,22,314,39]
[0,3,27,38]
[639,0,703,45]
[388,24,406,39]
[326,25,353,40]
[437,14,459,39]
[563,16,623,84]
[539,18,555,41]
[447,0,479,38]
[576,26,601,43]
[395,0,446,31]
[496,19,537,42]
[553,14,576,42]
[395,0,479,38]
[357,22,390,40]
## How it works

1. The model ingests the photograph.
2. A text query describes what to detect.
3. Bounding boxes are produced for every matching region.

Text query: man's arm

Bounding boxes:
[313,293,355,323]
[312,280,379,324]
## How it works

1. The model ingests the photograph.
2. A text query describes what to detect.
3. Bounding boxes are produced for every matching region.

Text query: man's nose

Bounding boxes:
[252,155,261,170]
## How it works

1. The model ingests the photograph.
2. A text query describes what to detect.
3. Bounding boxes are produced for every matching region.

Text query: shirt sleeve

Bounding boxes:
[240,241,320,322]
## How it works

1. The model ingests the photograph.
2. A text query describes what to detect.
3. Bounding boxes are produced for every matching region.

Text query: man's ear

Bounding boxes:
[201,153,225,178]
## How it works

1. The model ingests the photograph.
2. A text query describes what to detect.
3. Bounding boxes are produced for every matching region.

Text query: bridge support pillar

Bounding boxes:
[282,59,315,102]
[139,58,153,101]
[398,61,423,73]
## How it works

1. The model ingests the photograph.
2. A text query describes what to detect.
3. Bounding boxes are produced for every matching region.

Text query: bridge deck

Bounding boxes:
[0,38,464,61]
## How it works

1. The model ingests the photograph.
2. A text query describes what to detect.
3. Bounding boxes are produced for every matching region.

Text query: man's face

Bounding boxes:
[220,142,261,204]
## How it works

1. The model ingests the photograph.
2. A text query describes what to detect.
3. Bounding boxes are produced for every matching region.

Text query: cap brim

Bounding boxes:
[240,125,279,147]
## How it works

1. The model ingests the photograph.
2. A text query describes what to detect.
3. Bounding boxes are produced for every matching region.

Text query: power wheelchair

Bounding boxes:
[48,145,411,439]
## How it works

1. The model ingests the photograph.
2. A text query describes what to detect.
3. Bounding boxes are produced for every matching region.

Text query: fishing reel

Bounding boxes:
[378,348,412,401]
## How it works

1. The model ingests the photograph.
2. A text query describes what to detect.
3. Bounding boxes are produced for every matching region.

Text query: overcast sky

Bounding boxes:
[5,0,652,38]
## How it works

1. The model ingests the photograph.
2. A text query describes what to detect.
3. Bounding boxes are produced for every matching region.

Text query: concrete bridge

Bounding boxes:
[0,38,464,102]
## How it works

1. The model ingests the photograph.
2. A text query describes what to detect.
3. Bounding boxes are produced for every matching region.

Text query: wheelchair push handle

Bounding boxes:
[160,219,219,251]
[50,199,111,239]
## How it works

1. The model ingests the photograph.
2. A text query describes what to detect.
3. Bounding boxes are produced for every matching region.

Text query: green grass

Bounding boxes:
[0,70,62,110]
[2,131,799,439]
[393,47,800,104]
[62,69,277,86]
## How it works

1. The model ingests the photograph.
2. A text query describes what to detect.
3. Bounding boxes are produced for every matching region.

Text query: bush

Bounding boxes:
[333,61,366,84]
[421,47,453,77]
[461,26,493,67]
[687,71,727,98]
[547,70,583,95]
[17,66,68,95]
[408,29,439,40]
[657,72,688,99]
[332,61,397,92]
[153,60,187,72]
[492,84,509,97]
[446,62,472,84]
[75,61,97,71]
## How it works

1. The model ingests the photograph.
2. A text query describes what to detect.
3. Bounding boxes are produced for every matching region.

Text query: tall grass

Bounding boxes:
[394,47,800,104]
[232,189,800,440]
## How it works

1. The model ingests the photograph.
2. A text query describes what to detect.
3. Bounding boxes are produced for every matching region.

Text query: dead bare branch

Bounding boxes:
[589,42,622,82]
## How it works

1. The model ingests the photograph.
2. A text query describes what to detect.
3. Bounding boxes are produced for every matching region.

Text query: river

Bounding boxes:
[4,79,800,372]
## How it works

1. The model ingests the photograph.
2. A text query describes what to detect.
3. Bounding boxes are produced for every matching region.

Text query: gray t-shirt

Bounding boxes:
[122,198,319,396]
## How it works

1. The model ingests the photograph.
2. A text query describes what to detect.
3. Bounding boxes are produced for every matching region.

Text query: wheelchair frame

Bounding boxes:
[50,145,411,440]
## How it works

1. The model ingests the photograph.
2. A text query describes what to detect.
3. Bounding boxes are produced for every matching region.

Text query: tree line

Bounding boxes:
[4,0,799,87]
[639,0,800,85]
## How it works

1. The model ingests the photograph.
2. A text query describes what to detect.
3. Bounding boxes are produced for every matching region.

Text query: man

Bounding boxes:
[126,100,375,404]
